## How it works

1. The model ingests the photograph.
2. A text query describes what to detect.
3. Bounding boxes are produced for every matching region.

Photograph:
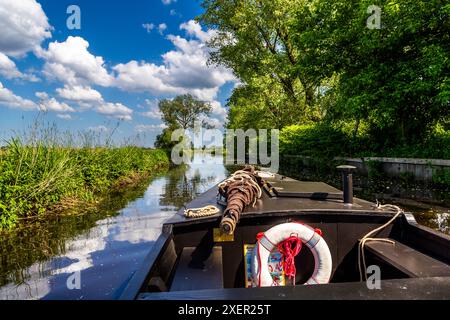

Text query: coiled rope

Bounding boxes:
[184,205,220,218]
[218,166,262,234]
[358,203,404,281]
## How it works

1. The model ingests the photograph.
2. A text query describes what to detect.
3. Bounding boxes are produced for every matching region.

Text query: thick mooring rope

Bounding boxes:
[358,203,404,281]
[218,166,262,235]
[184,205,220,218]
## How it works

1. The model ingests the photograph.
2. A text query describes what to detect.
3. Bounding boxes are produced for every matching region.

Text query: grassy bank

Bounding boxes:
[0,139,169,229]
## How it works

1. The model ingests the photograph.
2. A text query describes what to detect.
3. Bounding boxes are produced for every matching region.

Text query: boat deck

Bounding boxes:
[166,175,393,226]
[119,173,450,300]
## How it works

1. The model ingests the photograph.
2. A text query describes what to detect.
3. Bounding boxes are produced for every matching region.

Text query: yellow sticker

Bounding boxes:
[213,228,234,242]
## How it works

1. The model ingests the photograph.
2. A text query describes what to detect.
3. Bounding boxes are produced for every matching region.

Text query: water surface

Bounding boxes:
[0,154,227,299]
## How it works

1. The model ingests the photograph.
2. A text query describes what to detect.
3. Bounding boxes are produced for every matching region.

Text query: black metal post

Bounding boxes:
[337,165,357,204]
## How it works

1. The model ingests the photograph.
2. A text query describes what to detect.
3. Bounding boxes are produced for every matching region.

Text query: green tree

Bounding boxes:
[200,0,323,128]
[154,94,212,149]
[293,0,450,146]
[154,126,178,150]
[159,94,212,130]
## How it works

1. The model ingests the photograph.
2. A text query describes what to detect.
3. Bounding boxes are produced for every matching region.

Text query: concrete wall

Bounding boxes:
[283,155,450,181]
[339,157,450,181]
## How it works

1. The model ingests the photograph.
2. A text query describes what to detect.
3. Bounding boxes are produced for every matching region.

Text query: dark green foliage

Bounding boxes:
[159,94,212,130]
[295,0,449,145]
[155,127,180,151]
[365,160,385,180]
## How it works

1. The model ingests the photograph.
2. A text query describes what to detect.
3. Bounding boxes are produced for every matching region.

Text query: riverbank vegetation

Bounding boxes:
[279,123,450,159]
[200,0,449,160]
[0,125,169,229]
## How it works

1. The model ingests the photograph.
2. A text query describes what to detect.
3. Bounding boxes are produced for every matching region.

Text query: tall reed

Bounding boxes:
[0,119,169,229]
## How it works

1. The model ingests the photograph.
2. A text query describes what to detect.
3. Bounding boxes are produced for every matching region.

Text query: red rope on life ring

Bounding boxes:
[277,236,303,284]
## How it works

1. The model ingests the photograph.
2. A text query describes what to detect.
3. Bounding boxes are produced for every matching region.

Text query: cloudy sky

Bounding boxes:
[0,0,236,146]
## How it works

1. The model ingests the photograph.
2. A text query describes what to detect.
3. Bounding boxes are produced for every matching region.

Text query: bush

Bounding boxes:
[280,124,352,158]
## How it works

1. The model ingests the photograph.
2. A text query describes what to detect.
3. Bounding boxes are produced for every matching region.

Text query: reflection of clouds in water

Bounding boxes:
[0,277,51,300]
[0,255,55,299]
[109,214,172,244]
[1,212,172,300]
[0,154,227,300]
[120,178,167,216]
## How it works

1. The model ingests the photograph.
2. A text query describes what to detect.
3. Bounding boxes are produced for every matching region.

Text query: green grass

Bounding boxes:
[0,126,169,229]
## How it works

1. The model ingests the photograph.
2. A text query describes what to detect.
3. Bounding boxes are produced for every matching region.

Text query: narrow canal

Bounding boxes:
[0,154,448,299]
[0,154,228,299]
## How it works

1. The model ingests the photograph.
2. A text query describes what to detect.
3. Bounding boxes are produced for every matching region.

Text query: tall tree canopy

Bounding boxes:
[199,0,323,129]
[294,0,450,145]
[200,0,449,148]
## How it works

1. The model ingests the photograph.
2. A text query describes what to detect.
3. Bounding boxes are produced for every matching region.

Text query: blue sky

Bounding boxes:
[0,0,235,146]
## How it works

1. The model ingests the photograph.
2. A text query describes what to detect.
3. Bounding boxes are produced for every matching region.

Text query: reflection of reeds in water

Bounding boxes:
[0,115,169,229]
[0,169,168,287]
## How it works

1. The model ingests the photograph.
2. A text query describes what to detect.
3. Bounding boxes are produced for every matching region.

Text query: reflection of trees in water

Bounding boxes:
[159,164,220,210]
[0,173,163,287]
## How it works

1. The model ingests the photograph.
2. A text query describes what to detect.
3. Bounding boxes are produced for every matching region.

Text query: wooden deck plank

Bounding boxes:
[366,240,450,278]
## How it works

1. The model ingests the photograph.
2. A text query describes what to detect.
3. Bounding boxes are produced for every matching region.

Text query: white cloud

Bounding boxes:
[112,21,236,101]
[38,97,75,113]
[37,36,113,87]
[112,60,176,95]
[57,114,72,120]
[0,0,52,57]
[162,0,176,5]
[53,83,133,120]
[141,109,161,119]
[142,23,155,33]
[202,117,223,129]
[209,100,227,121]
[141,99,162,119]
[0,81,36,110]
[158,23,167,35]
[180,20,217,42]
[135,124,167,133]
[35,91,48,100]
[56,85,103,103]
[96,102,133,121]
[35,91,76,113]
[0,52,23,79]
[0,52,39,81]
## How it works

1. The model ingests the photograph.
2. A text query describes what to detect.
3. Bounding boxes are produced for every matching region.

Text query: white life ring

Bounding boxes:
[251,222,332,287]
